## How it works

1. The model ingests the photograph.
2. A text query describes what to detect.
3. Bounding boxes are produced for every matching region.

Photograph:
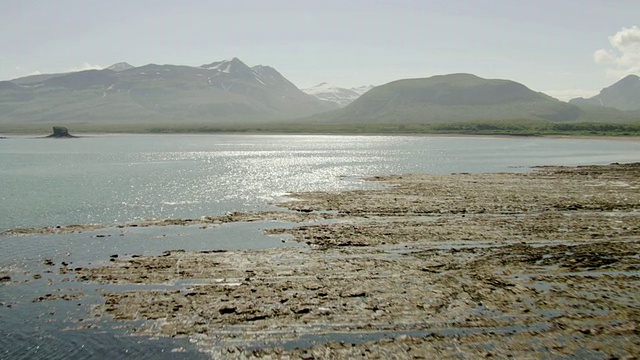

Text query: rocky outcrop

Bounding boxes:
[46,126,77,138]
[73,163,640,359]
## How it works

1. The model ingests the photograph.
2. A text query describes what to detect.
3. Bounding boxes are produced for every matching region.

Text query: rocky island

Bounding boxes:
[58,162,640,359]
[45,126,77,138]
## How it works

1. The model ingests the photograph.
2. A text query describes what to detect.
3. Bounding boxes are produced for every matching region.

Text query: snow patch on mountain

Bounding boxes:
[302,83,374,107]
[106,62,135,72]
[200,58,255,75]
[351,85,375,96]
[201,60,231,73]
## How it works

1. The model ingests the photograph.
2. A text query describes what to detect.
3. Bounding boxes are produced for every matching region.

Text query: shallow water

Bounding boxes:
[1,134,639,358]
[0,221,299,360]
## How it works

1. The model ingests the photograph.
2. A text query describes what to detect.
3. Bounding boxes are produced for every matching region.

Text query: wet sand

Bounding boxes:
[68,163,638,358]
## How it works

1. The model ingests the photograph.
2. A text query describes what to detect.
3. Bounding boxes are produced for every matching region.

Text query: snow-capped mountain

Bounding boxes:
[302,83,375,107]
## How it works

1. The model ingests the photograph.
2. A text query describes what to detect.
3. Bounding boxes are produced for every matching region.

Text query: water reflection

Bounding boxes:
[1,134,639,231]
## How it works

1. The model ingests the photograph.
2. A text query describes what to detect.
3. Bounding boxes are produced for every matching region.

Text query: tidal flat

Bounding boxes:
[27,163,640,358]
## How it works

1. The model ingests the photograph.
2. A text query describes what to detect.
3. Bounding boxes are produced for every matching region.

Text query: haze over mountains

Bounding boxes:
[0,57,638,133]
[0,58,336,131]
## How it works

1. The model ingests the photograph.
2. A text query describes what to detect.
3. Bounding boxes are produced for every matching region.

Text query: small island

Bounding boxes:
[45,126,77,138]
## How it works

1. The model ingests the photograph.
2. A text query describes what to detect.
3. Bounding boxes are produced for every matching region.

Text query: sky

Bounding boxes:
[1,0,639,101]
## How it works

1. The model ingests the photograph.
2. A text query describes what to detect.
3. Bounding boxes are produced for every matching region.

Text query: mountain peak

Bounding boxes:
[200,57,253,74]
[106,62,134,72]
[621,74,639,80]
[569,73,640,111]
[613,74,640,88]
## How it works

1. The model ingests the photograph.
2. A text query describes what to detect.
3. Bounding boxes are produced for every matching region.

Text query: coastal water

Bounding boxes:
[1,134,639,359]
[2,134,639,232]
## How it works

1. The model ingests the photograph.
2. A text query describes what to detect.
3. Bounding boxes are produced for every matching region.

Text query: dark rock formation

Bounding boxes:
[46,126,77,138]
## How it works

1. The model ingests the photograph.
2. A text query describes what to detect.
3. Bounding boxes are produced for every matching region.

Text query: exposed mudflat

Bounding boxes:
[70,163,639,359]
[1,211,336,236]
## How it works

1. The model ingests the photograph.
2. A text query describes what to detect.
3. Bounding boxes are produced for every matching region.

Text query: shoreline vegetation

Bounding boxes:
[1,119,640,137]
[5,162,638,358]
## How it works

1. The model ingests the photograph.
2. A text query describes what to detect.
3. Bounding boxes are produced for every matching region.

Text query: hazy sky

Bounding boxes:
[1,0,639,100]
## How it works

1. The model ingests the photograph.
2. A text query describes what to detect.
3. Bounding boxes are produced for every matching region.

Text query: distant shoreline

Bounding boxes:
[3,118,640,138]
[1,131,639,142]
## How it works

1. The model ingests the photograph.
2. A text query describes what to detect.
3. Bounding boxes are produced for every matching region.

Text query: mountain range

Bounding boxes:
[304,73,638,125]
[0,58,336,132]
[0,58,638,133]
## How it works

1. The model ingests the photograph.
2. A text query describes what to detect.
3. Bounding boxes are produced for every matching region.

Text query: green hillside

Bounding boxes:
[304,74,636,125]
